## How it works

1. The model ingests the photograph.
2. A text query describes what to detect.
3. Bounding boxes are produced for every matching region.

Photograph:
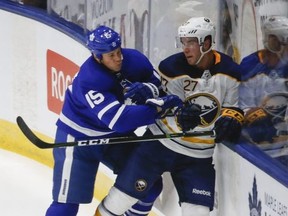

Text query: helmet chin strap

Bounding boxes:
[195,45,212,65]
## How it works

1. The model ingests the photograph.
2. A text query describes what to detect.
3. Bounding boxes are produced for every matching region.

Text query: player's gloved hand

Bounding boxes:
[244,107,277,143]
[124,82,159,104]
[213,107,244,143]
[176,103,201,131]
[146,95,183,119]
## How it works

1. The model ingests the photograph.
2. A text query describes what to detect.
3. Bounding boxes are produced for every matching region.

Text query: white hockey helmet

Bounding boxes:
[178,17,216,46]
[262,15,288,52]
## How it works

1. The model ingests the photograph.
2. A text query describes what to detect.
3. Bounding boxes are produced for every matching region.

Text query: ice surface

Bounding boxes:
[0,149,99,216]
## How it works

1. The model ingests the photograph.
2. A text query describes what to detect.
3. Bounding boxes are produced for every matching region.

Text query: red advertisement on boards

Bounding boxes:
[46,49,79,114]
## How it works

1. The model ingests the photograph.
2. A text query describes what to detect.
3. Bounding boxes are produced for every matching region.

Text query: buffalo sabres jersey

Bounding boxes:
[149,51,241,158]
[57,48,161,138]
[240,50,288,144]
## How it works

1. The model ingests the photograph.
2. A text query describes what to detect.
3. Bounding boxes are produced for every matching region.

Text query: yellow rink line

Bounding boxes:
[0,119,159,216]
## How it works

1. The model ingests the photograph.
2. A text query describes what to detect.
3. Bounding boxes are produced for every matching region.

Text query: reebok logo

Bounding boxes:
[47,50,79,114]
[192,188,211,197]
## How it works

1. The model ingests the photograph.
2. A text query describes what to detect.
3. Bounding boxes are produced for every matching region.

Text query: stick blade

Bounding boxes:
[16,116,51,149]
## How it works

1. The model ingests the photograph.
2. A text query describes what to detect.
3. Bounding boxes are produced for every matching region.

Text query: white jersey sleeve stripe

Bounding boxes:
[98,101,120,120]
[109,104,126,129]
[59,112,113,137]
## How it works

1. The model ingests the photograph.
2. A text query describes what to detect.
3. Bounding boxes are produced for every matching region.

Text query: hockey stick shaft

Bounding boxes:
[16,116,215,149]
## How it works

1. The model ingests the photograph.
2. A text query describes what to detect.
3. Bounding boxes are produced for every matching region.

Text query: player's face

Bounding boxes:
[267,35,282,52]
[267,34,288,61]
[101,47,122,72]
[181,37,201,65]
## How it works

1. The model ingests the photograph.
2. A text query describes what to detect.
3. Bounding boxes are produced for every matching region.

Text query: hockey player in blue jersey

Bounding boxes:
[239,15,288,165]
[45,25,182,216]
[95,17,244,216]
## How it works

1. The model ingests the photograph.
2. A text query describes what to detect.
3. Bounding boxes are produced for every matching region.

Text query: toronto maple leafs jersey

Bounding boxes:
[239,49,288,143]
[149,51,241,158]
[56,48,160,138]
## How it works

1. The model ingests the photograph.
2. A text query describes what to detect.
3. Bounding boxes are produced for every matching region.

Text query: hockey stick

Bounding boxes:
[16,116,215,149]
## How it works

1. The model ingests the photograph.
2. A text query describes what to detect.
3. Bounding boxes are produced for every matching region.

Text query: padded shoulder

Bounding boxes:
[121,48,154,82]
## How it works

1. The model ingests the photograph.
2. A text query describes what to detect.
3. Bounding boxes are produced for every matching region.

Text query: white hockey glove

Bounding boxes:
[146,95,183,119]
[124,82,159,104]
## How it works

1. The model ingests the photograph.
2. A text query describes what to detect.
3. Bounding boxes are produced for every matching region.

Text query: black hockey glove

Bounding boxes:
[146,95,183,119]
[176,103,201,132]
[244,107,277,143]
[124,82,159,104]
[214,107,244,143]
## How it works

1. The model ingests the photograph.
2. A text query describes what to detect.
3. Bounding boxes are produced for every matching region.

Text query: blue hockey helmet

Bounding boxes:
[86,25,121,58]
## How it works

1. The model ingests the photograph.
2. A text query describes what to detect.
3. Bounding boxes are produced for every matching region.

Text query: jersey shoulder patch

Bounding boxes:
[77,56,115,91]
[213,51,241,81]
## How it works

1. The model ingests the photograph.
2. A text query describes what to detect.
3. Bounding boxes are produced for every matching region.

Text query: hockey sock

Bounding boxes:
[98,186,138,215]
[95,201,119,216]
[45,201,79,216]
[181,202,210,216]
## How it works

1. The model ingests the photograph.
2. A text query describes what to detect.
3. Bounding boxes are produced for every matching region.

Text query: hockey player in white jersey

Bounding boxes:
[95,17,244,216]
[240,15,288,166]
